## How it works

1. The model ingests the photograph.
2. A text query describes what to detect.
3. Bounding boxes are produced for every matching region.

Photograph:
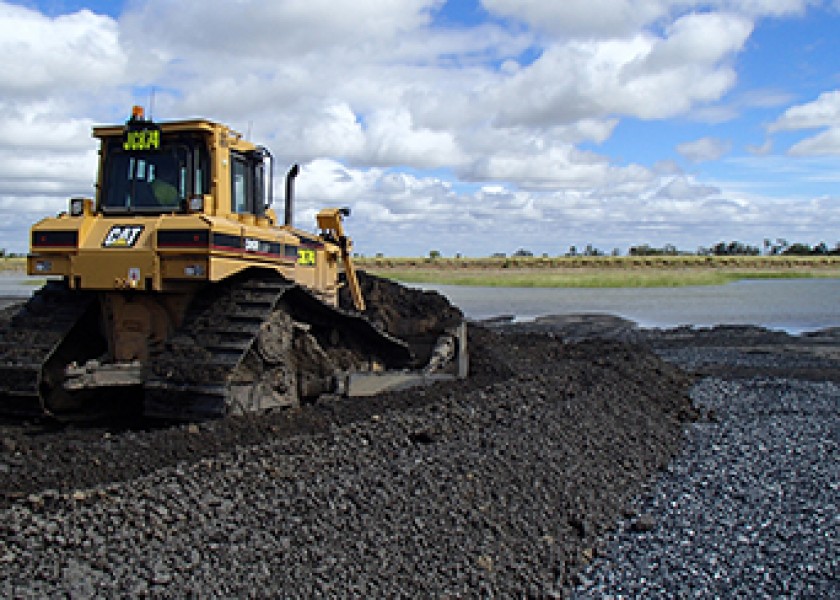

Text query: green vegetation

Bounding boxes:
[0,257,26,273]
[356,256,840,288]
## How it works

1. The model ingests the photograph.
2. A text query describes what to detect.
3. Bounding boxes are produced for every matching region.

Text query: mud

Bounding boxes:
[340,270,464,364]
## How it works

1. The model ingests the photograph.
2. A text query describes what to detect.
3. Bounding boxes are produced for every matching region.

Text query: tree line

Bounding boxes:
[629,240,840,257]
[479,240,840,259]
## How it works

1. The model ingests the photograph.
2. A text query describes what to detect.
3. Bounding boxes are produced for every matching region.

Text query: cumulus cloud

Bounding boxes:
[677,137,732,162]
[493,11,751,127]
[769,90,840,156]
[0,3,126,97]
[769,90,840,132]
[481,0,673,37]
[655,176,721,199]
[788,128,840,156]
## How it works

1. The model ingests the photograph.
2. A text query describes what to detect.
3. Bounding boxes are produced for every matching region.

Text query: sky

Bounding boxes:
[0,0,839,257]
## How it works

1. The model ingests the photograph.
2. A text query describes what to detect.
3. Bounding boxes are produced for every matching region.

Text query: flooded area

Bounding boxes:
[415,278,840,334]
[0,274,46,300]
[2,273,838,333]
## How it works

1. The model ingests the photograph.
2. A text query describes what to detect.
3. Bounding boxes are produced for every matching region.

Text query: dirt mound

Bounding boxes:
[340,271,463,362]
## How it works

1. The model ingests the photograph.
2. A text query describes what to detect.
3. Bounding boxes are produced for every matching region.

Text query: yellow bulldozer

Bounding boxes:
[0,107,466,419]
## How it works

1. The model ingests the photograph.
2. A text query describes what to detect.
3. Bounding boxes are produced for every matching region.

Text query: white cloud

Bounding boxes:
[0,3,126,97]
[121,0,443,59]
[362,109,465,168]
[655,176,721,199]
[769,90,840,156]
[493,12,751,127]
[769,90,840,132]
[482,0,673,37]
[677,137,732,162]
[482,0,808,38]
[788,128,840,156]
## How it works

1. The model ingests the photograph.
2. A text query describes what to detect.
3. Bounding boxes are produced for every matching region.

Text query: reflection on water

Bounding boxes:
[0,274,46,297]
[412,279,840,334]
[2,274,837,333]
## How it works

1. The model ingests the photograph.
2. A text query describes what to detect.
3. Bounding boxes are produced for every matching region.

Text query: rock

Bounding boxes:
[630,514,657,533]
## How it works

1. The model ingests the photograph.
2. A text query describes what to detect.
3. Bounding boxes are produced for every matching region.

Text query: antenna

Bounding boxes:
[149,87,156,120]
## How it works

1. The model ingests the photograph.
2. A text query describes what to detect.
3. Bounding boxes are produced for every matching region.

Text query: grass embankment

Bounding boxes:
[356,255,840,288]
[0,257,25,273]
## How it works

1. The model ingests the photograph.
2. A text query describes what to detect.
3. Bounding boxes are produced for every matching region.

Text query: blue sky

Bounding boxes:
[1,0,839,256]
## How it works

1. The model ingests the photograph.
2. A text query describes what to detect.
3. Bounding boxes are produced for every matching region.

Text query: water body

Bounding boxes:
[413,278,840,334]
[2,274,837,333]
[0,274,45,299]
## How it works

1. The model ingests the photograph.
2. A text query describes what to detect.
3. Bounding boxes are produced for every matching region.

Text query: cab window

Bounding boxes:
[231,151,266,216]
[101,136,209,213]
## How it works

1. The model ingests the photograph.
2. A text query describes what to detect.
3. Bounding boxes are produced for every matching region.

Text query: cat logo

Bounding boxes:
[103,225,144,248]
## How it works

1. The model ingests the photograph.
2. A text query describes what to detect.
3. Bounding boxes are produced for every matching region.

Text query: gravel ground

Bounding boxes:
[1,308,838,597]
[0,325,694,597]
[570,329,839,599]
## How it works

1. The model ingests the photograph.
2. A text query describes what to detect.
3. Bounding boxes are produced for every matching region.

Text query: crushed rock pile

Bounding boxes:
[1,317,695,596]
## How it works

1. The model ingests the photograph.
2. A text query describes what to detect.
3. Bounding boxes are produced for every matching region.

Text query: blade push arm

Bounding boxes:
[317,208,366,312]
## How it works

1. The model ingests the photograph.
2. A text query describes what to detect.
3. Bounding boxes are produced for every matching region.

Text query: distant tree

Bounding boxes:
[513,248,533,257]
[428,250,441,260]
[566,245,578,257]
[770,238,789,255]
[375,252,384,259]
[490,252,506,258]
[611,248,621,257]
[711,241,760,256]
[781,242,835,256]
[629,244,659,256]
[783,243,813,256]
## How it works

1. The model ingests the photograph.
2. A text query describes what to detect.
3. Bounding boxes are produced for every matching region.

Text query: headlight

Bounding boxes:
[69,198,84,216]
[35,260,53,272]
[189,195,204,211]
[184,264,206,277]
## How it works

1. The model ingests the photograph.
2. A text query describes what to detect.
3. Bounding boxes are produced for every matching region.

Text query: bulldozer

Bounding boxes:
[0,107,467,420]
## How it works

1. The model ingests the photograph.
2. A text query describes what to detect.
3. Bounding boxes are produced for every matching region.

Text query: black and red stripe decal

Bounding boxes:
[32,231,78,248]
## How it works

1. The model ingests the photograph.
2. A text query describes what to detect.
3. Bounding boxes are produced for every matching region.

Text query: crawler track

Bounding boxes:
[0,272,449,421]
[144,272,413,419]
[0,281,96,416]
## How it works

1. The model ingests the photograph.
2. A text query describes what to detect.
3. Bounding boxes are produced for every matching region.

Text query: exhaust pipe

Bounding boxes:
[284,164,299,226]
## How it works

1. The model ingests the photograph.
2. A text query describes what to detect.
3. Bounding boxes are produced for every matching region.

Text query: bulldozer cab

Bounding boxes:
[100,109,206,213]
[95,106,273,220]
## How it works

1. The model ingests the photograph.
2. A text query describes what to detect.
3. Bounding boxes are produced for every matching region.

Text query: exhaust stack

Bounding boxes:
[284,164,299,226]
